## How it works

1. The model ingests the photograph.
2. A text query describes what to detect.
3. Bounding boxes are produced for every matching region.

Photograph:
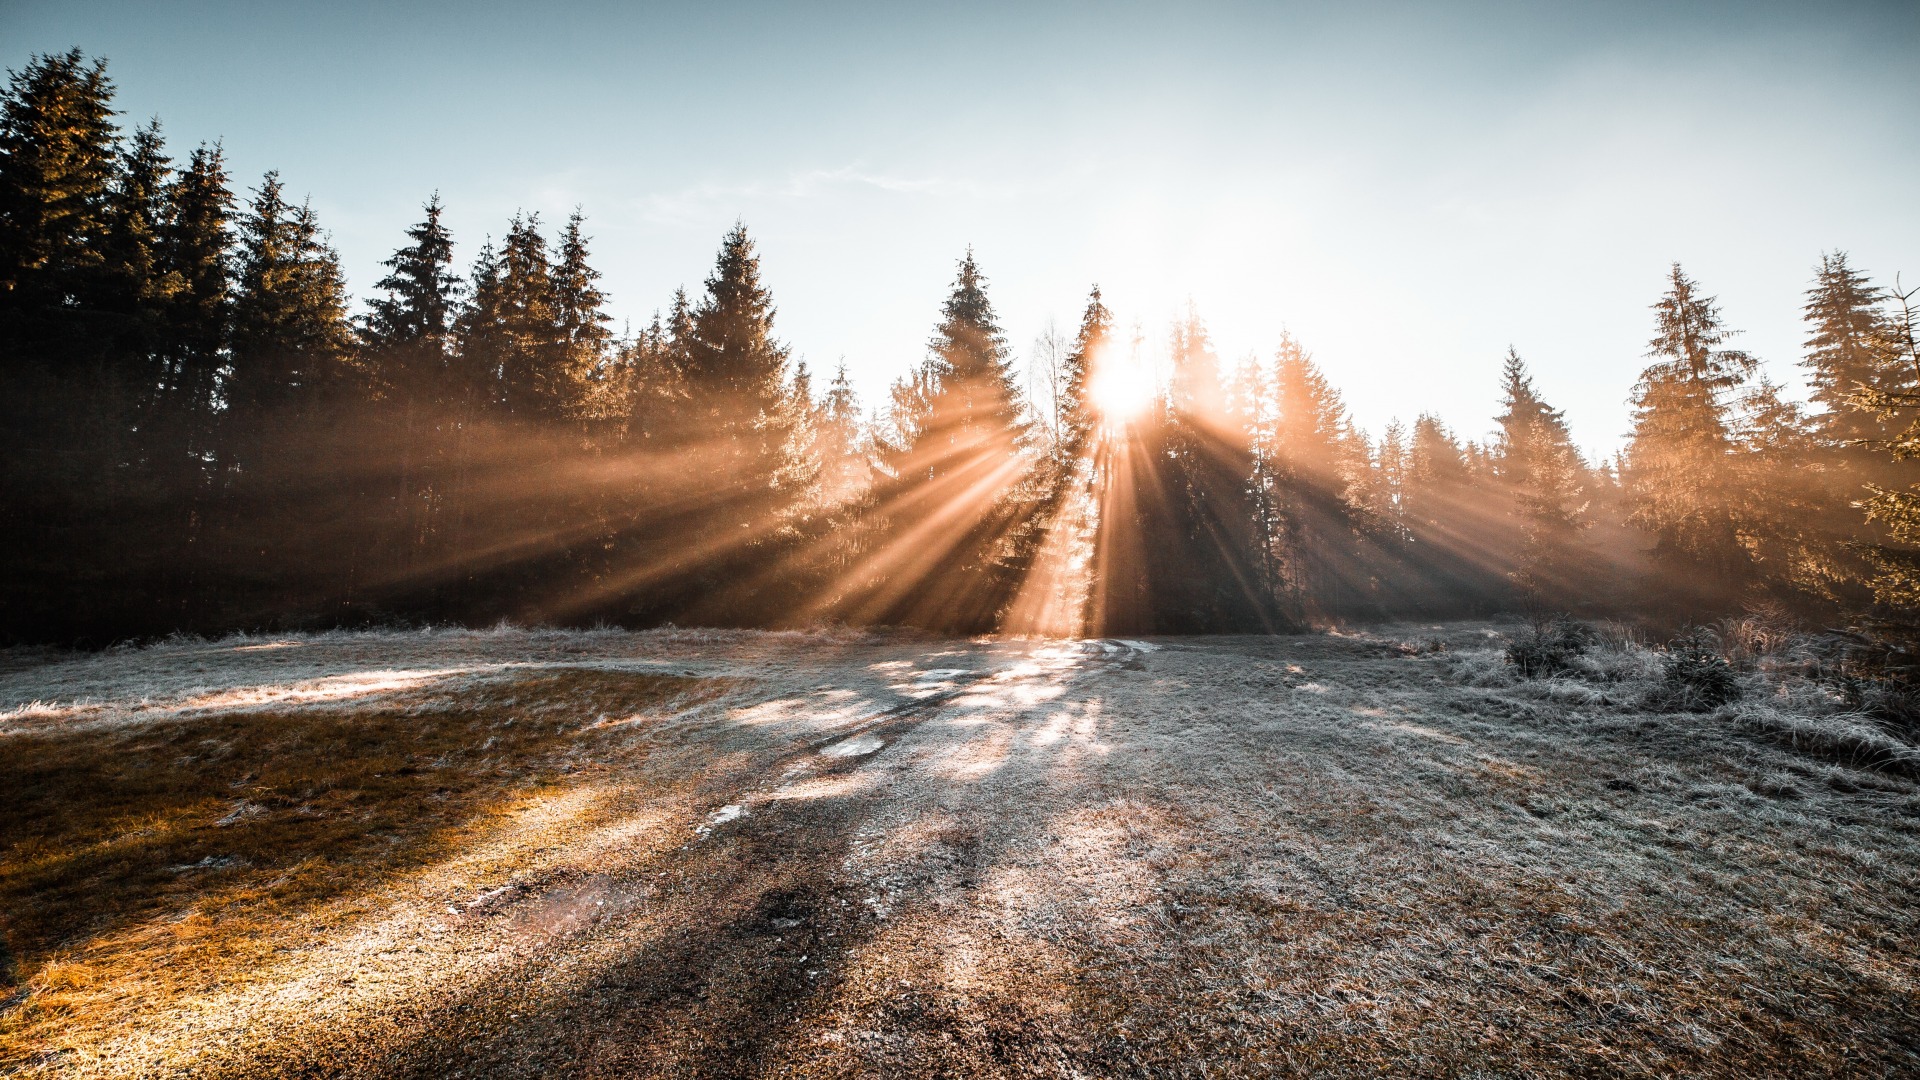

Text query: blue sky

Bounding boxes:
[6,0,1917,456]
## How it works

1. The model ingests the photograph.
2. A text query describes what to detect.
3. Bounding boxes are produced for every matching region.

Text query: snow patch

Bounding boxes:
[697,803,746,837]
[821,734,885,758]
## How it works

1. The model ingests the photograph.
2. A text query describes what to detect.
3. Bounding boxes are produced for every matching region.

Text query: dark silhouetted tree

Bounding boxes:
[225,173,353,415]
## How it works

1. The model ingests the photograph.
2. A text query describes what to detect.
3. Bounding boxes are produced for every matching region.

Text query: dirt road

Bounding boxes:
[3,626,1918,1077]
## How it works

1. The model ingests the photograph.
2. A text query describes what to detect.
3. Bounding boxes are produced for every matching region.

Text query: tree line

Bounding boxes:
[4,50,1917,643]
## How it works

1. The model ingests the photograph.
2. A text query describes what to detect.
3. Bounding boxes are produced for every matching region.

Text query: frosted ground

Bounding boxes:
[2,623,1917,1077]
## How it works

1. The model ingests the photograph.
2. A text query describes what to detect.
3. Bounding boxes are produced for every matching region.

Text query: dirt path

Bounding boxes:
[4,627,1919,1077]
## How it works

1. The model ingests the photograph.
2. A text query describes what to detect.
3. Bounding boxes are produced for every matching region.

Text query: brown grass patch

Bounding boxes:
[0,667,717,1060]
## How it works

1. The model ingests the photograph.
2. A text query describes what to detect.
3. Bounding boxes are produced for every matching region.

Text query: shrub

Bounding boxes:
[1644,629,1742,712]
[1505,615,1597,679]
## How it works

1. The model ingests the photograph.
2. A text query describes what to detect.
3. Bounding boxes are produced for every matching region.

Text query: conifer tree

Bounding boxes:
[154,142,232,426]
[884,250,1024,481]
[1265,335,1376,616]
[453,236,506,406]
[225,173,353,414]
[684,223,798,498]
[491,212,561,416]
[1803,251,1889,450]
[1403,414,1472,535]
[1148,305,1275,629]
[1373,419,1409,538]
[814,362,867,506]
[1058,286,1113,463]
[551,209,613,403]
[1846,283,1920,606]
[363,194,460,403]
[858,252,1031,629]
[1492,349,1589,599]
[0,49,119,352]
[101,119,170,371]
[618,289,692,445]
[1625,264,1760,596]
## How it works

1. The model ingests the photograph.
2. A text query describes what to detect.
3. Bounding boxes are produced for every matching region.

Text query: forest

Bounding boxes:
[5,49,1920,647]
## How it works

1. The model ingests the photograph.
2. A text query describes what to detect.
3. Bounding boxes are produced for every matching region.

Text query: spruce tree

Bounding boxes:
[684,223,798,498]
[155,142,232,425]
[453,236,506,409]
[1803,251,1889,450]
[551,208,613,402]
[620,289,692,445]
[885,249,1025,482]
[1492,348,1589,600]
[1373,419,1409,538]
[100,118,170,373]
[363,193,460,404]
[1150,305,1275,630]
[1625,264,1758,595]
[492,212,560,417]
[1403,414,1472,537]
[1058,285,1113,463]
[815,361,867,505]
[0,49,120,351]
[854,252,1031,629]
[225,173,353,414]
[1267,335,1375,617]
[1846,283,1920,606]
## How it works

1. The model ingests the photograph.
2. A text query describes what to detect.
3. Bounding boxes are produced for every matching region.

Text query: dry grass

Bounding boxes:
[2,623,1918,1077]
[0,660,728,1072]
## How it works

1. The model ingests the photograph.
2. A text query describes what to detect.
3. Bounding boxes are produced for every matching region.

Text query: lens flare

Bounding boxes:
[1088,352,1154,423]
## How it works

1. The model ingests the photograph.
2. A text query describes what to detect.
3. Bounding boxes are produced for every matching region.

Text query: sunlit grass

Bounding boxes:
[0,667,720,1063]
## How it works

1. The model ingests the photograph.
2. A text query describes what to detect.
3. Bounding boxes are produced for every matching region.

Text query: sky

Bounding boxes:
[6,0,1918,458]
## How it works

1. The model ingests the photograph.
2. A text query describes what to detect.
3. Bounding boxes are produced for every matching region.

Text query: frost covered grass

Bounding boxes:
[0,664,726,1071]
[2,623,1918,1077]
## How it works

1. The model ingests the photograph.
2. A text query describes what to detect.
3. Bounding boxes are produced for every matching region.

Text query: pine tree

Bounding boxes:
[363,193,460,404]
[1058,286,1113,463]
[492,212,560,416]
[550,208,613,406]
[814,361,867,506]
[1803,251,1889,450]
[1625,264,1759,595]
[0,49,120,350]
[225,173,353,414]
[1848,282,1920,606]
[1492,348,1589,600]
[684,223,798,498]
[855,251,1032,629]
[100,118,171,374]
[154,142,232,426]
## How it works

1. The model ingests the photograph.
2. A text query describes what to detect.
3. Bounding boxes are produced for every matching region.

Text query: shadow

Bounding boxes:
[152,645,1138,1078]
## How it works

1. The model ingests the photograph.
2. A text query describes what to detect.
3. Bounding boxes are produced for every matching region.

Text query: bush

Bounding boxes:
[1505,615,1597,679]
[1644,629,1743,712]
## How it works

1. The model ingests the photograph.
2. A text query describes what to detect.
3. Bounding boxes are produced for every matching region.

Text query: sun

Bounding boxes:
[1088,353,1155,423]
